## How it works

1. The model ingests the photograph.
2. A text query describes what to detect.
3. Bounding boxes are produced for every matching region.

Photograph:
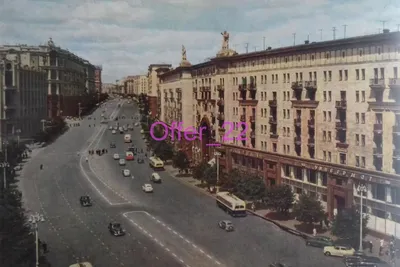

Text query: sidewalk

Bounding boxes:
[164,165,392,263]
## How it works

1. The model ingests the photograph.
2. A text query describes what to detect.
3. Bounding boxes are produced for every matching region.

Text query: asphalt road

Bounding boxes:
[19,99,180,267]
[87,102,347,267]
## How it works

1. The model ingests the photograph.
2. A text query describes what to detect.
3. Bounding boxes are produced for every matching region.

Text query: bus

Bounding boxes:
[216,192,247,217]
[149,156,164,170]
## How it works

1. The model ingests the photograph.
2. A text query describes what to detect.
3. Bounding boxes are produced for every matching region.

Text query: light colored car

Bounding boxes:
[112,130,116,134]
[122,169,130,177]
[323,246,355,257]
[113,153,120,160]
[109,126,113,130]
[151,172,161,183]
[142,184,153,193]
[119,159,126,166]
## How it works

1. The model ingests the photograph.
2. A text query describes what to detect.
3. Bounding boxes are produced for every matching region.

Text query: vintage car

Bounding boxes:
[218,220,234,232]
[110,142,116,148]
[80,196,92,207]
[305,235,334,248]
[108,223,125,236]
[324,245,355,257]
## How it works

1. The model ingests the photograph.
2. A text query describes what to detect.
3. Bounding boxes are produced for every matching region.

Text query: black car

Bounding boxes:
[108,223,125,236]
[344,255,381,265]
[305,236,334,248]
[110,142,116,148]
[80,196,92,207]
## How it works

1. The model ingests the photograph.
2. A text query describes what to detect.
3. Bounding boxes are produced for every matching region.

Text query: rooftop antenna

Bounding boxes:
[292,33,296,45]
[379,20,387,30]
[254,46,258,52]
[343,24,347,38]
[307,34,310,41]
[244,43,249,53]
[332,27,337,40]
[263,37,266,50]
[319,29,323,41]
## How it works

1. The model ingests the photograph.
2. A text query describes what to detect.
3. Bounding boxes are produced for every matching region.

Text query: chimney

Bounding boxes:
[304,40,310,44]
[267,46,272,50]
[383,29,390,33]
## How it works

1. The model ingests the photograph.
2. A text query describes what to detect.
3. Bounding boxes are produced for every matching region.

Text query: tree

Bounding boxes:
[233,174,266,201]
[153,141,174,161]
[220,168,242,191]
[263,184,294,213]
[192,161,209,182]
[292,193,325,224]
[331,206,369,248]
[203,165,217,190]
[172,151,190,172]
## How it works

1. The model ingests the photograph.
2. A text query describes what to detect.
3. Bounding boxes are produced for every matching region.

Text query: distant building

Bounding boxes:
[147,64,172,118]
[95,65,102,93]
[101,83,115,94]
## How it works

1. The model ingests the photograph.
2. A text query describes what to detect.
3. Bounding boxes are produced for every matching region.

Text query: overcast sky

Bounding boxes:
[0,0,399,83]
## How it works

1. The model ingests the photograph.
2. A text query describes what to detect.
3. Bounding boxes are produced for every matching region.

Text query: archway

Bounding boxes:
[199,117,211,162]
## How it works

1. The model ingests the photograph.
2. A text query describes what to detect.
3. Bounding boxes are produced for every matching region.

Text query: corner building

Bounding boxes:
[157,30,400,237]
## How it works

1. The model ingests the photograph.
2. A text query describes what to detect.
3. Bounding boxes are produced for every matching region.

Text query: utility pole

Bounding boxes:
[307,34,310,41]
[332,27,337,40]
[319,29,323,41]
[244,43,249,53]
[263,37,266,50]
[380,20,387,30]
[1,140,9,190]
[292,33,296,45]
[343,24,347,38]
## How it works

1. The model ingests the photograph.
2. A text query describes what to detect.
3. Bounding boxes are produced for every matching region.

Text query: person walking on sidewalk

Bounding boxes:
[380,238,384,256]
[368,240,373,253]
[313,227,317,237]
[251,203,256,212]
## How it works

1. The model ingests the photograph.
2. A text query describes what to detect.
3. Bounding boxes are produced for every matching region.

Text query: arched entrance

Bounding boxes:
[199,117,211,162]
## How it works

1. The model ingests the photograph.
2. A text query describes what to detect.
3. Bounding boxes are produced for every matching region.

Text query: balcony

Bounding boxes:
[294,118,301,127]
[389,78,400,90]
[240,115,246,122]
[217,100,224,106]
[304,81,317,92]
[269,117,277,124]
[192,87,197,92]
[336,142,349,149]
[291,81,303,91]
[373,147,383,156]
[373,123,383,133]
[250,116,256,123]
[204,86,211,92]
[335,121,347,129]
[308,138,315,147]
[335,100,347,109]
[238,99,258,106]
[291,100,319,109]
[238,85,246,91]
[268,99,277,107]
[217,85,224,91]
[368,102,400,112]
[294,137,302,145]
[369,78,385,90]
[250,131,255,139]
[308,119,315,128]
[217,113,225,120]
[199,86,205,92]
[270,133,279,139]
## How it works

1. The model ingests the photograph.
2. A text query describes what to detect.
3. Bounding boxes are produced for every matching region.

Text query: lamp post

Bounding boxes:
[357,184,367,251]
[15,129,21,146]
[1,140,9,190]
[28,213,45,267]
[214,151,221,193]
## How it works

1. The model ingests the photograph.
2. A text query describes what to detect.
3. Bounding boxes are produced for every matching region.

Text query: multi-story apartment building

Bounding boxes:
[157,30,400,236]
[0,51,47,144]
[95,65,102,93]
[147,64,172,118]
[124,76,135,95]
[102,83,115,94]
[0,38,97,118]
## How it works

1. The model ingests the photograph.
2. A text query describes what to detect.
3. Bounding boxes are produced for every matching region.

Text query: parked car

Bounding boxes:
[142,184,153,193]
[324,246,355,257]
[305,236,334,248]
[218,220,234,232]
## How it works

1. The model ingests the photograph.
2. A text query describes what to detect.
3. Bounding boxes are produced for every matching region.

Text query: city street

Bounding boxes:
[19,99,180,267]
[84,101,346,267]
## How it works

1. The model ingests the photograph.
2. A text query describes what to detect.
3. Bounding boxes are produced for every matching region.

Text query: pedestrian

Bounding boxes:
[380,239,384,255]
[251,203,256,212]
[369,240,373,253]
[312,227,317,237]
[42,242,48,253]
[105,149,108,153]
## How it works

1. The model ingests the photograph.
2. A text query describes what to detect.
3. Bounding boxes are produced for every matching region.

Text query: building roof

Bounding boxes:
[157,66,191,79]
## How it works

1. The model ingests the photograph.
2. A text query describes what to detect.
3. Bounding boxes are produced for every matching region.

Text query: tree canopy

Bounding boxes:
[263,184,294,213]
[192,161,210,182]
[172,151,190,171]
[153,141,174,161]
[292,193,325,224]
[331,206,369,248]
[221,169,265,200]
[203,165,217,190]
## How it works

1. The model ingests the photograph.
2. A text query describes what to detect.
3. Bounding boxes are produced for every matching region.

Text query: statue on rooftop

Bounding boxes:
[221,31,229,50]
[182,45,187,61]
[47,37,55,47]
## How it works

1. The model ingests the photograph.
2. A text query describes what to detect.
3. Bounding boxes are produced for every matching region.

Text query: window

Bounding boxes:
[361,91,365,102]
[323,91,327,101]
[339,70,343,81]
[323,111,327,121]
[359,49,363,56]
[287,109,290,119]
[342,51,345,58]
[283,109,286,119]
[327,131,331,141]
[356,113,360,123]
[323,131,327,141]
[361,69,365,80]
[361,113,365,124]
[323,71,327,81]
[328,111,331,122]
[356,91,360,102]
[356,156,360,167]
[328,152,332,162]
[339,153,347,164]
[328,91,332,101]
[361,135,365,146]
[344,70,348,81]
[328,71,332,81]
[356,134,360,145]
[323,151,326,160]
[356,69,360,80]
[361,156,366,168]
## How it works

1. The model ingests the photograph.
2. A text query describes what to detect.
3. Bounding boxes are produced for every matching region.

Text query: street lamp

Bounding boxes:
[15,129,21,146]
[40,119,46,132]
[357,184,367,251]
[1,140,9,190]
[214,151,221,193]
[28,213,45,267]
